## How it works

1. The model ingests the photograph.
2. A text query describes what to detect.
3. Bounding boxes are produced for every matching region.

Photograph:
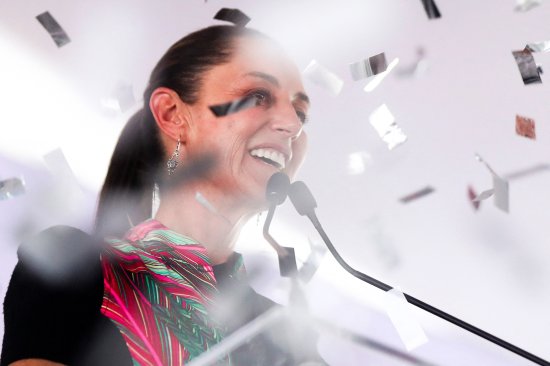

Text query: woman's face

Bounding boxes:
[182,36,310,208]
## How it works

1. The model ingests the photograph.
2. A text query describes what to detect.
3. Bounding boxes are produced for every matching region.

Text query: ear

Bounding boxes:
[149,87,189,142]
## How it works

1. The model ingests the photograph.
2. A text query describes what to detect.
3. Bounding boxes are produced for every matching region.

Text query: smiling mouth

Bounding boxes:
[250,148,286,170]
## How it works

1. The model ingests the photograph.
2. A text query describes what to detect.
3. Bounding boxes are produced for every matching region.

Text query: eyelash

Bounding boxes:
[247,89,309,124]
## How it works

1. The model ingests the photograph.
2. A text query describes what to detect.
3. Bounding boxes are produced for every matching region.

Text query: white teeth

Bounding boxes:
[250,148,286,169]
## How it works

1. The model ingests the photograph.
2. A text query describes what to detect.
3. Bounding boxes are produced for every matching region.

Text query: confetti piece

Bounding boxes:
[472,188,494,202]
[385,288,429,351]
[467,185,481,210]
[512,49,542,85]
[399,186,434,203]
[213,8,251,27]
[347,151,372,175]
[36,11,71,47]
[299,238,327,283]
[0,177,26,201]
[349,53,388,81]
[209,95,256,117]
[278,246,298,277]
[515,0,542,12]
[364,58,400,92]
[369,104,407,150]
[101,82,136,115]
[420,0,441,19]
[43,148,81,191]
[303,60,344,96]
[475,154,510,213]
[526,41,550,53]
[195,191,218,214]
[152,183,160,218]
[493,175,509,212]
[504,163,550,180]
[515,114,536,140]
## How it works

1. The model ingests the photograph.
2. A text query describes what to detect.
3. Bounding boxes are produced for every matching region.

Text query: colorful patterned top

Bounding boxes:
[100,219,243,366]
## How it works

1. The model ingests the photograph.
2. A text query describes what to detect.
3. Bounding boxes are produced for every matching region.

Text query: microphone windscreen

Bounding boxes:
[289,181,317,216]
[266,172,290,205]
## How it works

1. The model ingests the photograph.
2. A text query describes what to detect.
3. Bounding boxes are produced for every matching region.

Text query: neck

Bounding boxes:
[154,183,259,265]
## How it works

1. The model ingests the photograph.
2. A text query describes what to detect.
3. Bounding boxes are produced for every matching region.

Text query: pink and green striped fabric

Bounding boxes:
[100,219,237,366]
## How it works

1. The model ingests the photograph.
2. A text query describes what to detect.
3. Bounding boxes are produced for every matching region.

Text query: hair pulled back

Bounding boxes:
[95,25,269,237]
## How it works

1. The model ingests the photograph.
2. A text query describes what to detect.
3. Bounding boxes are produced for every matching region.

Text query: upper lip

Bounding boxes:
[249,144,291,162]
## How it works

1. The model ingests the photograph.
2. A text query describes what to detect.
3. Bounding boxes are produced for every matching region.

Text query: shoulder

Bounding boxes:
[1,226,106,365]
[16,225,103,286]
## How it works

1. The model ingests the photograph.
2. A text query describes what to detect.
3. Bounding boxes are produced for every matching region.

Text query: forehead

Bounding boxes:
[201,36,305,93]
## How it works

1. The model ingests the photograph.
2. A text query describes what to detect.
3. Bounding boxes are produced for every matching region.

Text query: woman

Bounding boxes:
[1,25,323,365]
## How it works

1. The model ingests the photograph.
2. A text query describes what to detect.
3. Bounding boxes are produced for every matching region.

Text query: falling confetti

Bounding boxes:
[36,11,71,47]
[0,177,26,201]
[213,8,251,27]
[349,53,388,81]
[420,0,441,19]
[515,114,536,140]
[385,287,429,351]
[399,186,435,203]
[369,104,407,150]
[303,60,344,96]
[512,49,542,85]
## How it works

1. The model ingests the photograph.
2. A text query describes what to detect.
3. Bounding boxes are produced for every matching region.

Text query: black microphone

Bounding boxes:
[288,181,550,366]
[263,173,297,277]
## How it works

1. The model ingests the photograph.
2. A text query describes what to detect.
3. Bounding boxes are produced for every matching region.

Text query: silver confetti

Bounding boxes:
[0,177,26,201]
[209,95,257,117]
[526,41,550,53]
[475,154,509,213]
[364,58,400,92]
[303,60,344,96]
[514,0,542,12]
[369,104,407,150]
[36,11,71,48]
[347,151,373,175]
[349,53,388,81]
[512,48,542,85]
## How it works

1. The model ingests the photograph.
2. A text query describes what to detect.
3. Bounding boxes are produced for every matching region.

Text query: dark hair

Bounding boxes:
[95,25,269,237]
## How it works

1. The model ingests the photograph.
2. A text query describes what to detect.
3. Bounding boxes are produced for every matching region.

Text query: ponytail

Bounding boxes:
[94,108,163,237]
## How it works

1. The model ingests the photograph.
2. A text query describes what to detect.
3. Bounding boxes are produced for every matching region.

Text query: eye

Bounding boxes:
[249,89,273,107]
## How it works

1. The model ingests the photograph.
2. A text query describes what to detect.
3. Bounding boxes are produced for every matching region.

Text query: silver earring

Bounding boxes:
[167,137,180,175]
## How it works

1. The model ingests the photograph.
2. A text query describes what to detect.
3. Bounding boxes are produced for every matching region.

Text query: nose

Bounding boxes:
[269,101,303,140]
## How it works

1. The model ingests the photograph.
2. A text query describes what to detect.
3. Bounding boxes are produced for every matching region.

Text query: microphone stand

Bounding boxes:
[296,192,550,366]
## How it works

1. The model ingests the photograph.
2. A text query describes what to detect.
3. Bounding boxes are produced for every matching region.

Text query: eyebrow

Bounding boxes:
[245,71,311,105]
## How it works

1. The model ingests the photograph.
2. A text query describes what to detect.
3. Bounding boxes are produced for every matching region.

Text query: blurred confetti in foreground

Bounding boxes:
[474,154,509,213]
[347,151,373,175]
[396,47,428,78]
[385,287,429,351]
[399,186,434,204]
[420,0,441,19]
[195,191,231,225]
[100,82,136,115]
[213,8,251,27]
[298,237,327,283]
[514,0,543,12]
[364,58,400,92]
[0,177,26,201]
[467,185,481,210]
[369,104,407,150]
[349,53,388,81]
[515,114,536,140]
[36,11,70,47]
[526,40,550,53]
[209,95,257,117]
[512,48,542,85]
[303,60,344,96]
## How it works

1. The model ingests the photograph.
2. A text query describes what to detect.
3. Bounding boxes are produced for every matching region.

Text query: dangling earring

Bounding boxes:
[167,137,181,175]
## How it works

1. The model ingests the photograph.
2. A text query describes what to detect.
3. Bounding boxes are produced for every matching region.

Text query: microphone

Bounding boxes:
[288,181,550,366]
[263,173,298,277]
